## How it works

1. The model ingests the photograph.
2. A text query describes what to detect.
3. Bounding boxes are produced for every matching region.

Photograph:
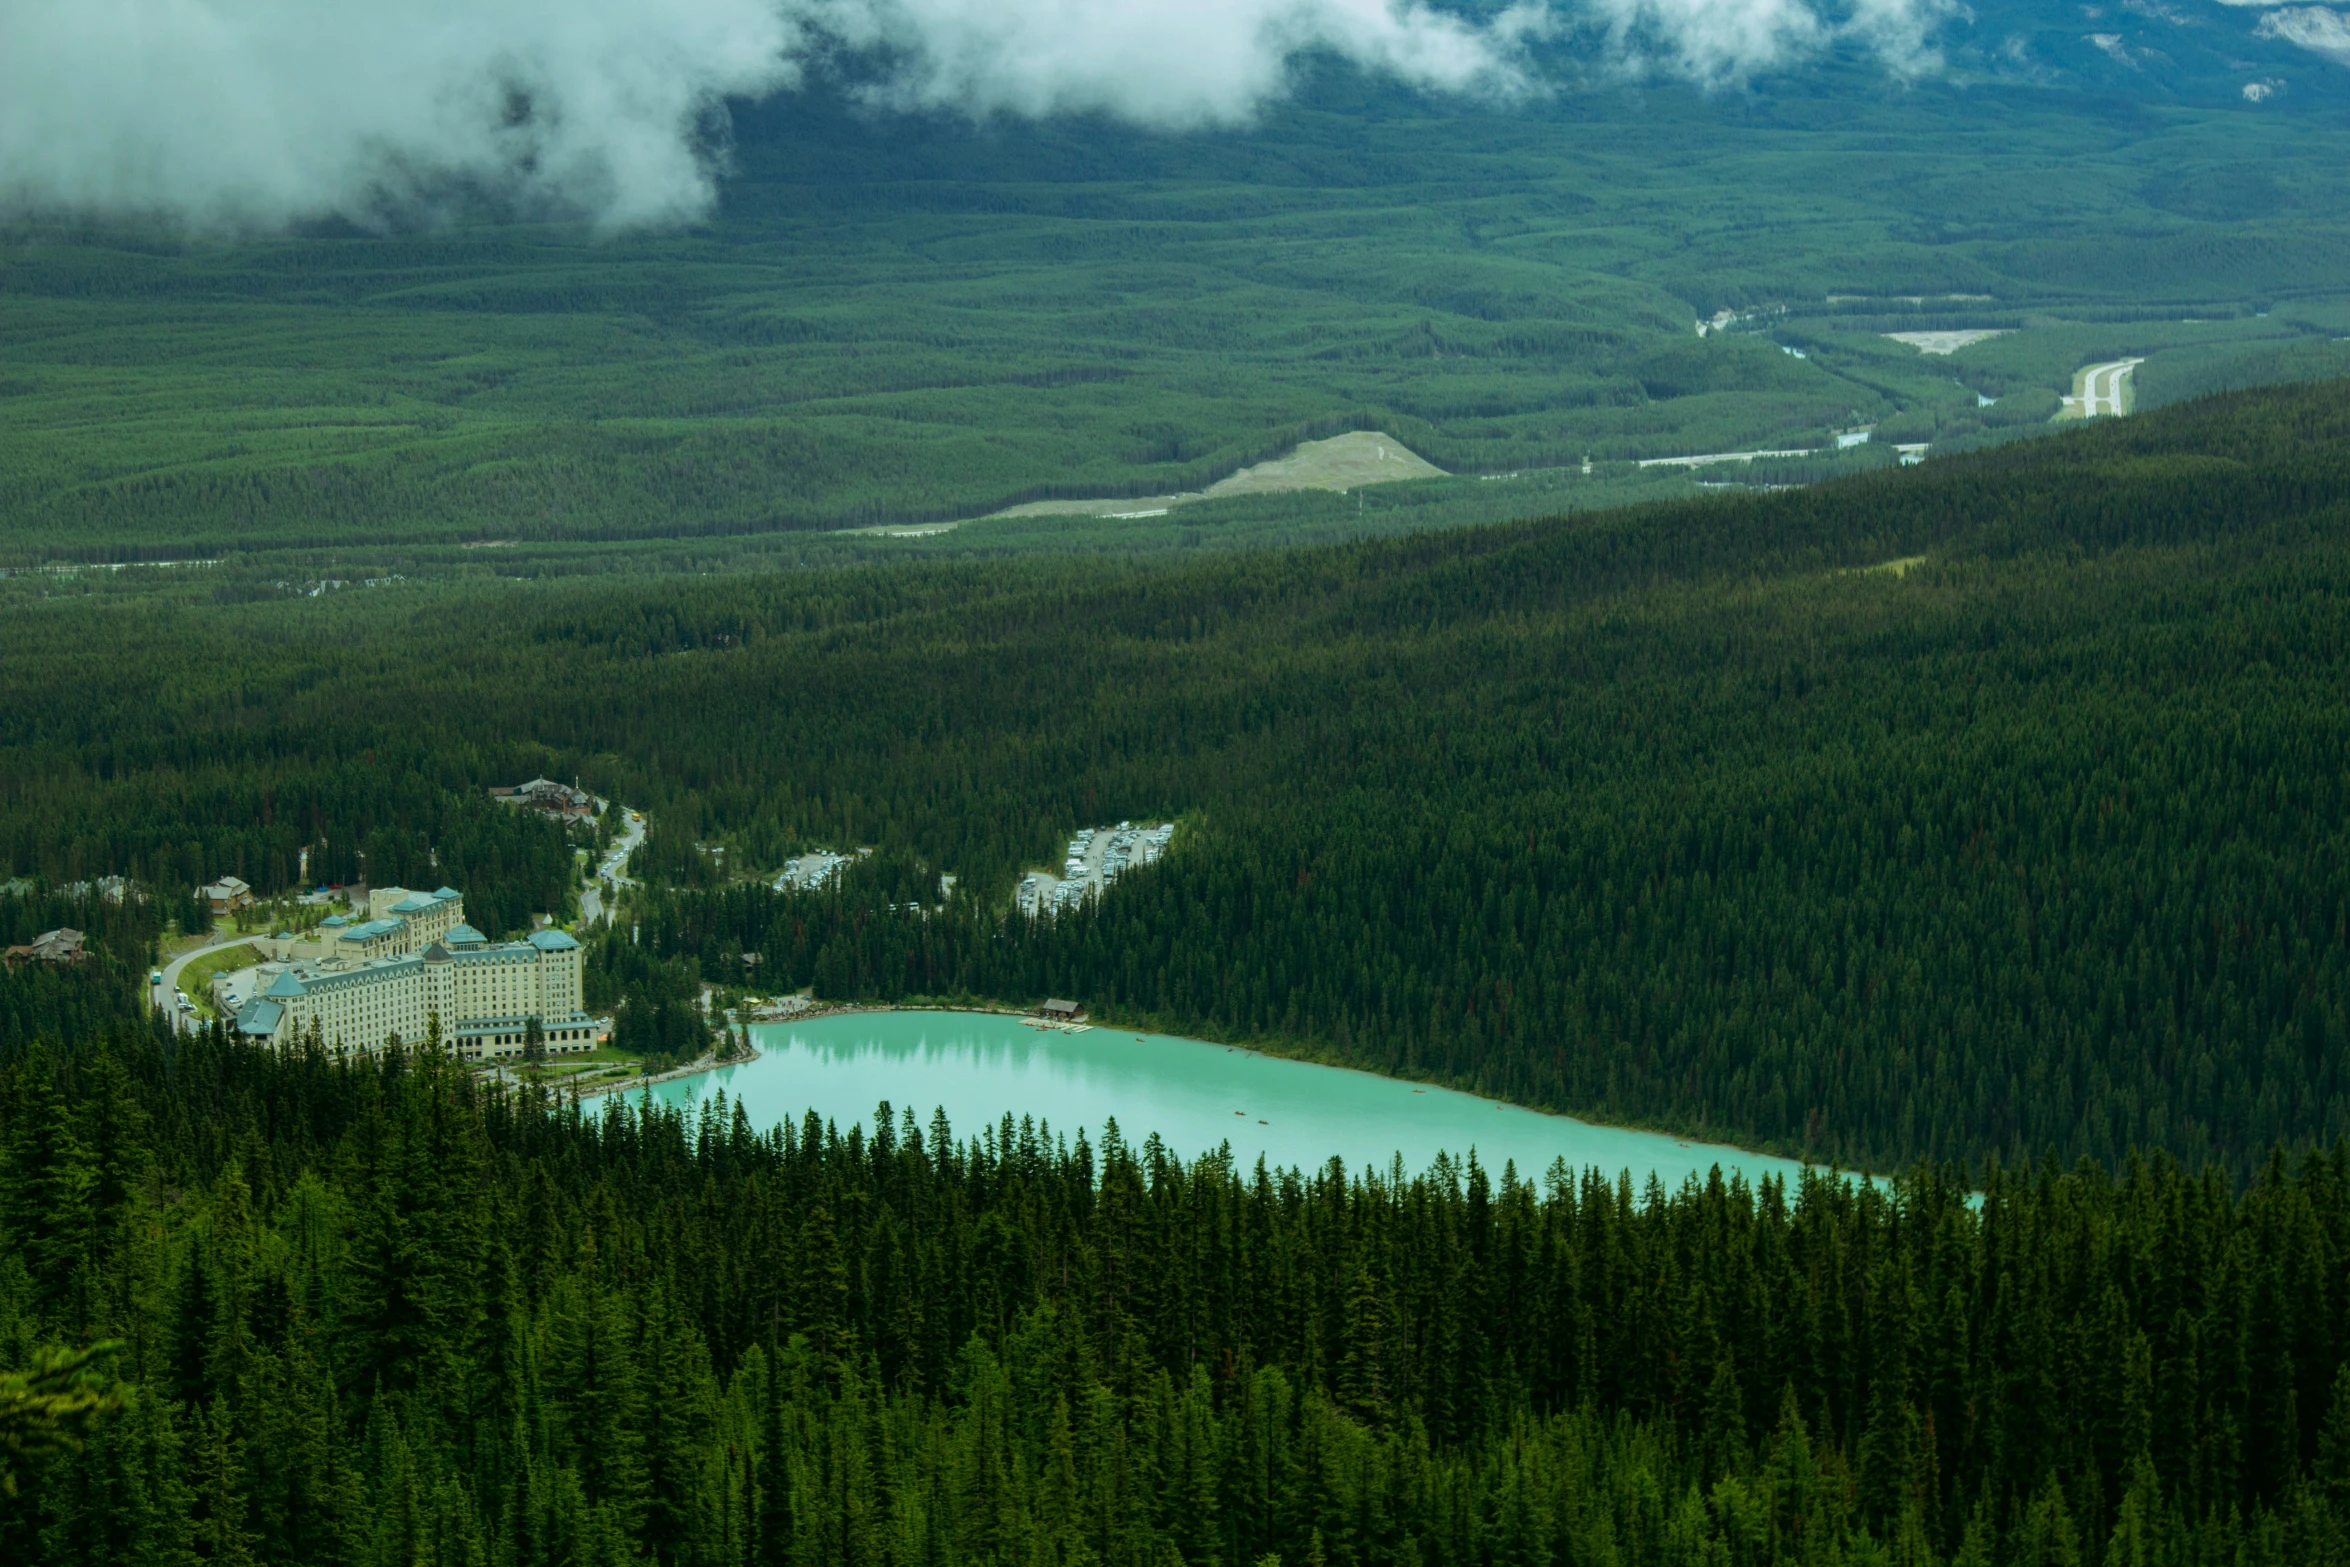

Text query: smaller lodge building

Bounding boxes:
[4,928,86,965]
[493,777,598,822]
[202,876,255,916]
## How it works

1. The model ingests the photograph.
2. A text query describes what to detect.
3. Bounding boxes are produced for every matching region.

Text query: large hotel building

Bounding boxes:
[233,886,605,1062]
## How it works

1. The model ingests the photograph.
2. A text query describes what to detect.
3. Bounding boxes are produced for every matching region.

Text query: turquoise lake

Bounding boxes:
[649,1010,1814,1188]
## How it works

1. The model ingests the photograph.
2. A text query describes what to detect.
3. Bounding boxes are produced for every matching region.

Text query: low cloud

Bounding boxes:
[1,0,1961,232]
[2257,5,2350,64]
[1579,0,1828,81]
[0,0,809,230]
[824,0,1551,124]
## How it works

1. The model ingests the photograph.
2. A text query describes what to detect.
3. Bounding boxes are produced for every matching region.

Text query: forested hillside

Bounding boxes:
[3,1029,2349,1566]
[8,384,2349,1175]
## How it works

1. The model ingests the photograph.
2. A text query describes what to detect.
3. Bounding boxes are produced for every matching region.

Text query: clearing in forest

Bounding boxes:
[1884,330,2011,354]
[993,431,1447,520]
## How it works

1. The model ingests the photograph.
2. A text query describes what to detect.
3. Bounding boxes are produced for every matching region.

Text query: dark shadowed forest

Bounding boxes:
[3,1031,2350,1566]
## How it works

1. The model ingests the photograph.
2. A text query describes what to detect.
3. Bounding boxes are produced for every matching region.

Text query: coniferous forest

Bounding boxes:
[3,381,2350,1564]
[5,383,2348,1171]
[4,1029,2350,1567]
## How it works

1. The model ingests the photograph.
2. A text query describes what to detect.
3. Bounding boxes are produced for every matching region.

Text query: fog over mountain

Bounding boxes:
[1,0,1974,230]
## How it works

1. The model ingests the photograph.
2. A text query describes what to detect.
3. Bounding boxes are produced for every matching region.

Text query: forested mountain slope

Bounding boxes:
[4,383,2349,1174]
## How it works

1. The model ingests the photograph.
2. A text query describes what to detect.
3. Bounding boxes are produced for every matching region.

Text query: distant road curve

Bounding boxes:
[581,802,645,927]
[1636,447,1819,470]
[155,930,255,1034]
[2062,358,2147,419]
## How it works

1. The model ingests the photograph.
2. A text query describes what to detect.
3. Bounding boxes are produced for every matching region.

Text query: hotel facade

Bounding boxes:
[234,887,604,1061]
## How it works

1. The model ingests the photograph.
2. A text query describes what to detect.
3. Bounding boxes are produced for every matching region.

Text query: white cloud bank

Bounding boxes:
[2257,6,2350,65]
[0,0,1959,231]
[1,0,807,229]
[828,0,1550,123]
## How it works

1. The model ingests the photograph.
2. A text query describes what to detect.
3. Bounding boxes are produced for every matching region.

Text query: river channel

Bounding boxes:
[648,1010,1814,1189]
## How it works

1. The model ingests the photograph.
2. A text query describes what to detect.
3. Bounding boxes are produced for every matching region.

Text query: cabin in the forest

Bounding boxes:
[3,927,86,965]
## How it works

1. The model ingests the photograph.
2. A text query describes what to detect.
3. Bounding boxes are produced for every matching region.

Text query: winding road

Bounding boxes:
[580,804,644,928]
[154,930,259,1034]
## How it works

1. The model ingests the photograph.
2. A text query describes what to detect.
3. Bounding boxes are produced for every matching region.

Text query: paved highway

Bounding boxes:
[2066,358,2146,419]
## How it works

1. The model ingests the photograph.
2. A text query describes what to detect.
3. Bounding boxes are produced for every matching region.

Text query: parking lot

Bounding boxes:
[1018,821,1175,917]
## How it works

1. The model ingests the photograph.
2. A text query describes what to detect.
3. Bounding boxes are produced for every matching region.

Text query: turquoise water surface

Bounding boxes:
[648,1010,1813,1188]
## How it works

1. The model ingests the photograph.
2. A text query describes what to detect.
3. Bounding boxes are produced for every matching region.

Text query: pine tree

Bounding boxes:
[1335,1264,1389,1427]
[2318,1361,2350,1509]
[1,1047,94,1320]
[189,1397,258,1567]
[202,1160,257,1408]
[2012,1473,2083,1567]
[553,1269,647,1537]
[1701,1352,1747,1486]
[77,1049,150,1248]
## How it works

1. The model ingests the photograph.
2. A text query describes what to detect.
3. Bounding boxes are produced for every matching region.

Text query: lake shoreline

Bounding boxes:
[636,1005,1838,1188]
[567,1000,1036,1104]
